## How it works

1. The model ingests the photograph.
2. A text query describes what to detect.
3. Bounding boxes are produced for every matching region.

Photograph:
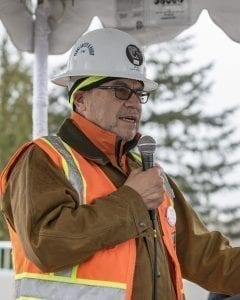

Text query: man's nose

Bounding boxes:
[124,92,141,107]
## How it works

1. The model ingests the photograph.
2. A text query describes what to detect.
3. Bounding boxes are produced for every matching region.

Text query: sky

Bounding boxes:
[178,10,240,207]
[180,10,240,116]
[1,9,240,207]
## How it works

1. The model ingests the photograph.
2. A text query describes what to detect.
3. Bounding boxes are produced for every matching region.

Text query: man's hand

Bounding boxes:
[124,166,164,210]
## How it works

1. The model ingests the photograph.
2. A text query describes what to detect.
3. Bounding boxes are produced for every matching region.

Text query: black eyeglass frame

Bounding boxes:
[95,85,150,104]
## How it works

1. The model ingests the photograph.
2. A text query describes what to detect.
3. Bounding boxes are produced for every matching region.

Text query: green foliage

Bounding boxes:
[144,36,240,238]
[0,35,70,240]
[0,37,33,240]
[0,217,8,240]
[0,37,32,171]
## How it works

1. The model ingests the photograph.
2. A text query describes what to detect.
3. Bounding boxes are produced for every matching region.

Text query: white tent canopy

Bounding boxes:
[0,0,240,137]
[1,0,240,54]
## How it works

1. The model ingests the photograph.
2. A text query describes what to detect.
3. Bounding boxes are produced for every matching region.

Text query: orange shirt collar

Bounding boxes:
[70,112,125,168]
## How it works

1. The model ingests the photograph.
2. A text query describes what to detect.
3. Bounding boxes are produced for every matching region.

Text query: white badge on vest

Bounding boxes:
[166,206,176,227]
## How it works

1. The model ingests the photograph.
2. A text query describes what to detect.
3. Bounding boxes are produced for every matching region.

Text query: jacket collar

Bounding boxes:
[57,112,140,170]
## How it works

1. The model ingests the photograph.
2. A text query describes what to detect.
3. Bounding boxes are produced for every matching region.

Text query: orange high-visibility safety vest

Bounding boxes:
[0,136,184,300]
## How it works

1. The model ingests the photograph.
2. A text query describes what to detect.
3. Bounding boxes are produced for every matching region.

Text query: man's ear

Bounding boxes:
[73,90,86,113]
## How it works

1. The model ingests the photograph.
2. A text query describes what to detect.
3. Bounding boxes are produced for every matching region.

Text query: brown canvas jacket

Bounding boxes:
[2,113,240,299]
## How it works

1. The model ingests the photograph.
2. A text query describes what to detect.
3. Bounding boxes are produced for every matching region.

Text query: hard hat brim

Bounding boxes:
[51,72,158,92]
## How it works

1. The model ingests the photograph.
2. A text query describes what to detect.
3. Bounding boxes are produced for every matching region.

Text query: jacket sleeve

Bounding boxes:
[170,178,240,295]
[1,145,152,272]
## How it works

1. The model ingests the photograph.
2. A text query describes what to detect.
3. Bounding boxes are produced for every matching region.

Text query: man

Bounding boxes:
[1,28,240,300]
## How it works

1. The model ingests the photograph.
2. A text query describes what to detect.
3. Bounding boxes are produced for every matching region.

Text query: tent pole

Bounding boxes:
[32,1,50,139]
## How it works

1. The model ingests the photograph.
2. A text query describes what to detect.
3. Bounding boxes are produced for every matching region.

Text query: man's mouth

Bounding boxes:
[119,116,137,123]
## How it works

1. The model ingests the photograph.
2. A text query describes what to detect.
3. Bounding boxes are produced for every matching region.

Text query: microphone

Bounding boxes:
[138,135,158,298]
[137,135,157,221]
[137,135,156,171]
[137,135,175,200]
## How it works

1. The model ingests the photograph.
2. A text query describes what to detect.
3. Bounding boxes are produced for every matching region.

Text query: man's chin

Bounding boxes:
[118,131,137,142]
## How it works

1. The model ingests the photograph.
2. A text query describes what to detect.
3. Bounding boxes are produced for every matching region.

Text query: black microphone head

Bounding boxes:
[137,135,156,155]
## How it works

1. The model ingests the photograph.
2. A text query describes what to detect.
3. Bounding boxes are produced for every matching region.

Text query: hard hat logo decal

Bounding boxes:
[126,44,143,66]
[73,42,94,57]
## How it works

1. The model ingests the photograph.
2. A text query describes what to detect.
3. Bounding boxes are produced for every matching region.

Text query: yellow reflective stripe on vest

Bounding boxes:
[19,137,127,299]
[42,136,86,205]
[130,152,141,163]
[16,272,126,289]
[17,297,42,300]
[15,275,126,300]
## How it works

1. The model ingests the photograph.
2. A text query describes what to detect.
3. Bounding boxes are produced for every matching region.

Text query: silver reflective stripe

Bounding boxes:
[44,136,84,205]
[54,268,72,277]
[43,137,84,278]
[15,278,125,300]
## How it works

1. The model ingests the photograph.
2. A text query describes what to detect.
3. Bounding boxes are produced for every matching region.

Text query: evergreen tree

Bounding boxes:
[0,37,32,171]
[0,35,69,240]
[0,37,33,240]
[143,35,240,236]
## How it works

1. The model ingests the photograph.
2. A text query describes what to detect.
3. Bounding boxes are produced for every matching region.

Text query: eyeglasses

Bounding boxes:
[96,86,150,104]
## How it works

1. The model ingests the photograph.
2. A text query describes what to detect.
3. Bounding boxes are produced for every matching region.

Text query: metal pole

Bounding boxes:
[32,1,50,138]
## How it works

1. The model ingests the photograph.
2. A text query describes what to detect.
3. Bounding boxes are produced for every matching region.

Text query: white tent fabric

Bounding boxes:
[1,0,240,55]
[1,0,240,137]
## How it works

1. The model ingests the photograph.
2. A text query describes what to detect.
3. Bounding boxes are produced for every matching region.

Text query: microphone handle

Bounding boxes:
[140,150,158,300]
[149,209,156,221]
[142,153,154,171]
[141,153,156,221]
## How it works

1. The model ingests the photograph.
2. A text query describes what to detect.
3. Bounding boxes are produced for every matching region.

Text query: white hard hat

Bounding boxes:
[51,28,158,92]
